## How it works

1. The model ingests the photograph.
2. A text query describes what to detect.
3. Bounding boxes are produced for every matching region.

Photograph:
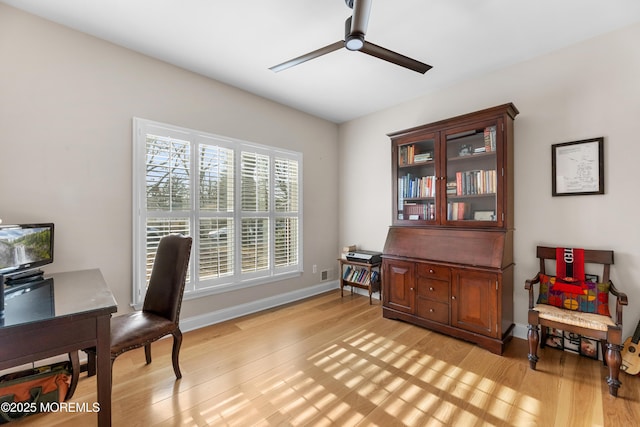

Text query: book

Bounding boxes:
[457,202,466,220]
[413,152,433,163]
[446,181,457,195]
[484,126,497,152]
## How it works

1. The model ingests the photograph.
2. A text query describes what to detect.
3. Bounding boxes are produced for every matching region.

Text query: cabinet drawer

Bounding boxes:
[416,277,449,302]
[416,299,449,324]
[417,263,450,279]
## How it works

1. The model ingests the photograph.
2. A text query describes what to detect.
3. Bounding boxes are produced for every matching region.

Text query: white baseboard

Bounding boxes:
[180,280,340,332]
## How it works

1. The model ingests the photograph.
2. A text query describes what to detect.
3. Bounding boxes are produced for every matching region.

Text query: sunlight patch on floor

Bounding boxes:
[189,327,541,425]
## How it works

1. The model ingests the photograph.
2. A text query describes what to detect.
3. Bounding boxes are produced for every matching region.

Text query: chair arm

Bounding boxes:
[608,280,628,326]
[525,273,541,309]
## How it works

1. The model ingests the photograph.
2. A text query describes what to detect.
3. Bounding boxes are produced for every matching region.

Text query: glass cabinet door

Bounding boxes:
[396,135,437,223]
[444,120,502,225]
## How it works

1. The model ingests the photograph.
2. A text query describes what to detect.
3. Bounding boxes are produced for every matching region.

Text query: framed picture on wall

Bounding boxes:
[552,137,604,196]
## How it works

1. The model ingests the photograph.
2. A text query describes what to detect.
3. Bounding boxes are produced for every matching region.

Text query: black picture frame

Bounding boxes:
[580,337,600,360]
[563,331,581,353]
[545,328,564,350]
[552,137,604,196]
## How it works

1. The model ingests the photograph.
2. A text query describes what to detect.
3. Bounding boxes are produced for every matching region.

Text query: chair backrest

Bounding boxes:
[143,234,192,323]
[536,246,613,283]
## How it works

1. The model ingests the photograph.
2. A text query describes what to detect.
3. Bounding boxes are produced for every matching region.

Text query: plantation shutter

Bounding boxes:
[274,158,299,267]
[144,134,191,283]
[241,151,270,273]
[198,144,235,279]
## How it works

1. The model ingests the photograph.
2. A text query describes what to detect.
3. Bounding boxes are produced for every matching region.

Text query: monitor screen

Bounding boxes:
[0,223,54,276]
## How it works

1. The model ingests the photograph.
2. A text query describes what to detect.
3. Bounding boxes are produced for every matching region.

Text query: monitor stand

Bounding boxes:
[4,269,45,286]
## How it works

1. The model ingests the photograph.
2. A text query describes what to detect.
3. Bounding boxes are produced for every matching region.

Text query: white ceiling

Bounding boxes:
[3,0,640,123]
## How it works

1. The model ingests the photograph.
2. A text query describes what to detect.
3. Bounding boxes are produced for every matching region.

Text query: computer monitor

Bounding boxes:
[0,223,54,284]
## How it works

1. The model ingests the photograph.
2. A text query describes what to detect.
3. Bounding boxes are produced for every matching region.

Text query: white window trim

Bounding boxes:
[132,118,303,307]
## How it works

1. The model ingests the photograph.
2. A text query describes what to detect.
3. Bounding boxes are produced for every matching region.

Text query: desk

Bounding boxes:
[0,269,117,426]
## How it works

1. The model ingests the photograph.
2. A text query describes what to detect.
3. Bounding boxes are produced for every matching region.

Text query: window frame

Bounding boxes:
[132,118,303,306]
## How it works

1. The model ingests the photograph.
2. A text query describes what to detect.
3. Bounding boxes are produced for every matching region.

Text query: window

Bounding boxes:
[133,118,303,304]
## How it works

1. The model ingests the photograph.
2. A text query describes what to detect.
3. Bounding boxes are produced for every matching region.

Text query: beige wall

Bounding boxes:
[338,22,640,339]
[2,3,638,341]
[0,5,339,319]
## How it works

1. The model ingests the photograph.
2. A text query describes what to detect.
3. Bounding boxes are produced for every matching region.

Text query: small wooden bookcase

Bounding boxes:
[338,258,382,304]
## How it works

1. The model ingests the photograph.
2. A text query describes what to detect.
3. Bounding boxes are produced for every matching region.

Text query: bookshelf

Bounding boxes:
[392,112,513,226]
[383,104,518,354]
[338,258,381,305]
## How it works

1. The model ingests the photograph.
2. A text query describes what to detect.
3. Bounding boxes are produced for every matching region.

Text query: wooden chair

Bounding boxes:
[525,246,628,397]
[85,234,192,380]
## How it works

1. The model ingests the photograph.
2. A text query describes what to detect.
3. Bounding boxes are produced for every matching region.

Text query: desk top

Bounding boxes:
[1,269,117,328]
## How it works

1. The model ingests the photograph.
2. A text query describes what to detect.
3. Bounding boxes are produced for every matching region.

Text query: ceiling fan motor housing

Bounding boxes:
[345,33,364,51]
[344,16,364,50]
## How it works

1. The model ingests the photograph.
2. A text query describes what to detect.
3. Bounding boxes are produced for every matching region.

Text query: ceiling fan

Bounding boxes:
[270,0,432,74]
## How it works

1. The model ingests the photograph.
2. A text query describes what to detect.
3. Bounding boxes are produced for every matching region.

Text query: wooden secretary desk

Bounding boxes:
[382,103,518,354]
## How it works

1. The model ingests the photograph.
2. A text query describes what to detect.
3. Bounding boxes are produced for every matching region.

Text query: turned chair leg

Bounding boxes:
[605,342,623,397]
[527,324,540,369]
[172,329,183,379]
[144,343,152,365]
[66,351,80,400]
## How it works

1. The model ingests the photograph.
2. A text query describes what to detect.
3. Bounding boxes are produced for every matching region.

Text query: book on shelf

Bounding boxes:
[342,266,380,285]
[403,202,435,220]
[454,170,497,195]
[484,126,497,152]
[398,144,415,165]
[399,145,433,165]
[413,152,433,163]
[447,181,457,195]
[399,174,436,198]
[447,201,470,220]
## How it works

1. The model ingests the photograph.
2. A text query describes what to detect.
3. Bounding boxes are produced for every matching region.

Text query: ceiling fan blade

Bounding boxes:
[350,0,372,35]
[360,41,432,74]
[269,41,344,72]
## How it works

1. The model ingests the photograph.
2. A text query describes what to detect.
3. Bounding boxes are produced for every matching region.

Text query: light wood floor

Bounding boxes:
[17,290,640,426]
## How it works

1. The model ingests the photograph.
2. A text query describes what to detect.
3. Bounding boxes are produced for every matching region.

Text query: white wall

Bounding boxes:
[0,4,340,319]
[338,22,640,340]
[2,3,638,342]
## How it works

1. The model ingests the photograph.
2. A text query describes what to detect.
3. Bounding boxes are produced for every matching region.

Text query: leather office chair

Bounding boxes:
[86,233,192,380]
